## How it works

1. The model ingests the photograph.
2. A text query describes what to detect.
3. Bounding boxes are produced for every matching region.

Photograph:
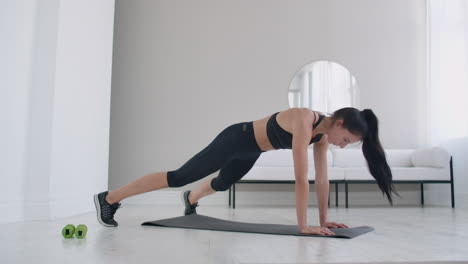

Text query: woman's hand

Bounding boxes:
[299,226,335,236]
[321,221,349,229]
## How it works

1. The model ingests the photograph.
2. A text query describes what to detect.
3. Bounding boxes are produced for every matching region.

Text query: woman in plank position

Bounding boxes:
[94,107,397,235]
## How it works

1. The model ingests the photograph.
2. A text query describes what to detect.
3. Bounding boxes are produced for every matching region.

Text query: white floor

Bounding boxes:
[2,204,468,264]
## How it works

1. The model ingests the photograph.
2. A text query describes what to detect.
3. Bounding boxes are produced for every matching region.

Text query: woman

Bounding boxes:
[94,107,397,235]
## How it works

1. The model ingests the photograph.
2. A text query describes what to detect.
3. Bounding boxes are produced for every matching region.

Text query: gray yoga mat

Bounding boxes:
[142,214,374,238]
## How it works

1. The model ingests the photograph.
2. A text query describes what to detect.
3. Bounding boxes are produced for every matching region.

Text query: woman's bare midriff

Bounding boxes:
[252,114,276,151]
[252,108,315,152]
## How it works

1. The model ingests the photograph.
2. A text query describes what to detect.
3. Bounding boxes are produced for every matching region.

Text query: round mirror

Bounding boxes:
[288,61,360,112]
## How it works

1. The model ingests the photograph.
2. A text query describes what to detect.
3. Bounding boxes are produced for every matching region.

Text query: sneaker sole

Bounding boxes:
[93,194,117,227]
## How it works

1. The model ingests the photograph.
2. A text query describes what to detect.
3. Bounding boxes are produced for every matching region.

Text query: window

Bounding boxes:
[288,61,360,113]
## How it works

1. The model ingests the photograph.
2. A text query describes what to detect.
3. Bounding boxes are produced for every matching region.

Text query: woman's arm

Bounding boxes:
[290,111,344,235]
[313,137,349,229]
[313,137,330,226]
[291,114,313,229]
[292,147,309,229]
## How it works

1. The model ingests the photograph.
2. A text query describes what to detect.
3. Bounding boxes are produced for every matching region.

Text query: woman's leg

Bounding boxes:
[186,178,216,205]
[106,144,230,205]
[106,123,246,204]
[189,152,262,204]
[106,171,169,204]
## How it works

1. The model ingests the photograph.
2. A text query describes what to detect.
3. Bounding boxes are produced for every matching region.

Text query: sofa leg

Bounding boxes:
[335,183,339,207]
[450,157,455,208]
[345,183,349,208]
[228,186,231,207]
[451,182,455,208]
[233,183,236,209]
[420,183,424,206]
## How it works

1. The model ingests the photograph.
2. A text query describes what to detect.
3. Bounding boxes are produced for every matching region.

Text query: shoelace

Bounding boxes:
[103,202,121,218]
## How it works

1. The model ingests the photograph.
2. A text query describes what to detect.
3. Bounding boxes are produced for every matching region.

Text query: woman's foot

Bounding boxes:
[94,191,121,227]
[182,190,198,215]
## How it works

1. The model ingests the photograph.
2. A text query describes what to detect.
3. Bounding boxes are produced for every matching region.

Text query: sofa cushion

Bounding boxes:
[332,149,366,167]
[333,149,415,168]
[385,149,414,167]
[254,149,333,167]
[411,147,450,168]
[242,167,295,181]
[344,167,420,181]
[245,148,451,183]
[343,167,450,181]
[415,166,451,180]
[343,167,373,181]
[242,167,345,181]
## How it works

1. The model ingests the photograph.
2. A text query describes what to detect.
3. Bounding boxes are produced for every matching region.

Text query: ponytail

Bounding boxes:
[361,109,398,205]
[331,107,398,205]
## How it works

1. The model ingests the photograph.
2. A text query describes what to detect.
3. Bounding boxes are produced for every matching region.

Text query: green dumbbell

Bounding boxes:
[62,224,75,238]
[75,224,88,239]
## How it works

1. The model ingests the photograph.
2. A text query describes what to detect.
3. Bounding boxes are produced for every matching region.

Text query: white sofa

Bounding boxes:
[229,147,454,208]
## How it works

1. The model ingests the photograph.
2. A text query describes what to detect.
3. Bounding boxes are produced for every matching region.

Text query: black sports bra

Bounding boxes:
[266,112,325,150]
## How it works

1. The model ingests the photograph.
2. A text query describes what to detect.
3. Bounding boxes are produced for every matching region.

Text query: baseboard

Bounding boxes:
[48,195,96,219]
[0,199,51,224]
[120,189,420,207]
[122,190,229,205]
[424,185,466,207]
[0,195,100,224]
[4,189,464,224]
[0,200,25,224]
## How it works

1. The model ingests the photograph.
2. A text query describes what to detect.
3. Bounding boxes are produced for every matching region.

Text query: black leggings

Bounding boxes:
[167,121,264,191]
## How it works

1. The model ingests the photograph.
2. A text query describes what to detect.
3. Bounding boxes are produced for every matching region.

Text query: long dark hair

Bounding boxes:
[331,107,398,205]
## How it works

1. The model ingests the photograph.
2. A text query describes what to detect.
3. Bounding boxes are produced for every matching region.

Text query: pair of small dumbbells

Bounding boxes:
[62,224,88,239]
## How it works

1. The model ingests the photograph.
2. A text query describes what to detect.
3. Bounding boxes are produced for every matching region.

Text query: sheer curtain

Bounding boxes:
[427,0,468,145]
[310,61,358,113]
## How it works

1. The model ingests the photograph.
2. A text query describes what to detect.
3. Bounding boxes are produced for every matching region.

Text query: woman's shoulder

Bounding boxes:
[278,108,316,124]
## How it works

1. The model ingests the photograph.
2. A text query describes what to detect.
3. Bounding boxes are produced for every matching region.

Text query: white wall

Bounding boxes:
[0,0,37,223]
[0,0,115,223]
[109,0,446,207]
